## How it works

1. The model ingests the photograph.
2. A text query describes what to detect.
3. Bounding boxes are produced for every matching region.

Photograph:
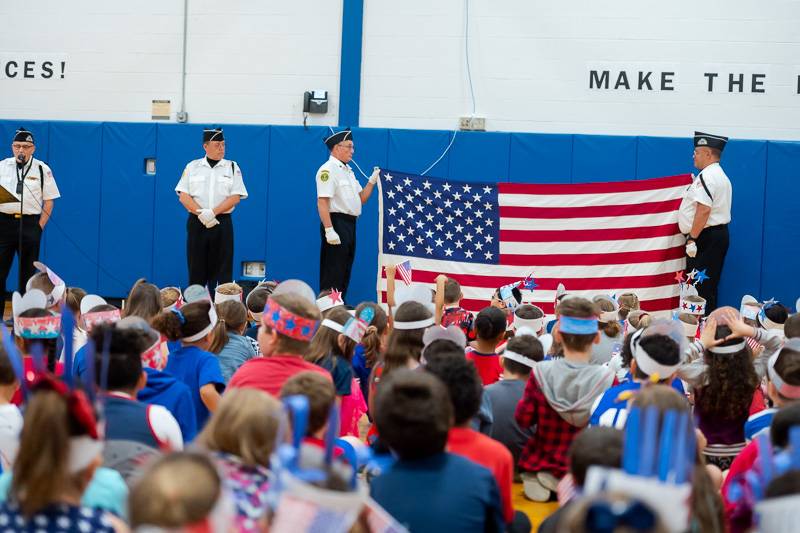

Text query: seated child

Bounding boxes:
[537,426,624,533]
[92,325,183,484]
[210,300,257,383]
[0,372,123,531]
[485,334,542,467]
[279,371,343,462]
[152,300,225,431]
[351,302,388,409]
[117,316,198,442]
[591,295,623,364]
[244,282,274,342]
[229,292,330,396]
[435,275,474,338]
[426,350,525,531]
[369,369,505,532]
[515,297,615,501]
[128,452,228,531]
[197,387,280,532]
[590,325,682,428]
[466,306,507,385]
[745,338,800,441]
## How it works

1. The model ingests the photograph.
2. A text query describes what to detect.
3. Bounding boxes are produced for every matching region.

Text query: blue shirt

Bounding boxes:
[217,333,257,383]
[745,408,776,442]
[71,343,90,382]
[352,345,371,403]
[370,452,504,533]
[138,367,198,442]
[590,377,686,428]
[317,353,353,396]
[164,345,225,431]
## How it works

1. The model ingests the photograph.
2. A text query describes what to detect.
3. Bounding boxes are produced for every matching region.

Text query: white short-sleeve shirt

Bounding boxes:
[175,157,248,212]
[316,155,362,217]
[0,157,61,215]
[678,162,732,234]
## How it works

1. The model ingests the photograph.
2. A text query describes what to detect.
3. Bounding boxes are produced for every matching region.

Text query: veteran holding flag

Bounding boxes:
[678,131,732,313]
[316,129,379,299]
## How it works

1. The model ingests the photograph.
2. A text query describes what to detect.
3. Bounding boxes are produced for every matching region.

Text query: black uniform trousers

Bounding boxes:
[320,213,357,300]
[187,213,233,290]
[686,224,729,313]
[0,214,42,315]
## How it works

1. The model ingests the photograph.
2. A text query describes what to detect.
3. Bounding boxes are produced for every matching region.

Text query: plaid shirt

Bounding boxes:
[441,306,475,340]
[514,373,583,477]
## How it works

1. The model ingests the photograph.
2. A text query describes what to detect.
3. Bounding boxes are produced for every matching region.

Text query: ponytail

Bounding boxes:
[208,320,228,354]
[151,301,215,342]
[12,391,73,516]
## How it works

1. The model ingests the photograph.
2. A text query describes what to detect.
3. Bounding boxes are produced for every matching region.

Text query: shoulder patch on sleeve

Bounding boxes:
[320,170,330,182]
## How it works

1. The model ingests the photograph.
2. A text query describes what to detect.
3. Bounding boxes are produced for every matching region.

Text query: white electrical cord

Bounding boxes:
[335,0,477,179]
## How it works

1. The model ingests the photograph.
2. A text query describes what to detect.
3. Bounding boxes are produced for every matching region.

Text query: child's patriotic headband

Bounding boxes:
[316,288,344,312]
[26,261,66,308]
[12,289,60,339]
[262,298,319,341]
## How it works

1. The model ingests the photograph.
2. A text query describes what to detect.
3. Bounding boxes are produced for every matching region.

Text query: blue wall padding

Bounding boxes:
[0,119,797,310]
[572,135,639,183]
[762,142,800,304]
[508,133,573,183]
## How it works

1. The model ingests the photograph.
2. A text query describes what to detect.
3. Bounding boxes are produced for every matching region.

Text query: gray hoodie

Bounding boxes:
[533,357,615,427]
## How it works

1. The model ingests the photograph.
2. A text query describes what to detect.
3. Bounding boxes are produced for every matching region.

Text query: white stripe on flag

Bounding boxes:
[499,235,685,255]
[498,185,687,208]
[499,211,678,231]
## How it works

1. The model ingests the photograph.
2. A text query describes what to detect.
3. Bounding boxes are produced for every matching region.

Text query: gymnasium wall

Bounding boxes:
[1,119,797,310]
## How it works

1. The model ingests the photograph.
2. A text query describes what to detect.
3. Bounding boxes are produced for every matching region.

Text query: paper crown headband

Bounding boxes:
[583,406,696,533]
[80,295,121,332]
[316,288,344,312]
[630,324,684,381]
[12,289,61,338]
[594,294,620,323]
[767,340,800,400]
[214,286,243,305]
[160,286,183,312]
[183,284,212,304]
[180,303,218,343]
[25,261,66,308]
[262,298,319,341]
[758,299,785,331]
[677,283,706,316]
[513,306,545,333]
[497,273,536,310]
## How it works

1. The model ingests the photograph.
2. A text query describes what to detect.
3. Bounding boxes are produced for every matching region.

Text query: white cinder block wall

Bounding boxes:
[0,0,343,125]
[360,0,800,139]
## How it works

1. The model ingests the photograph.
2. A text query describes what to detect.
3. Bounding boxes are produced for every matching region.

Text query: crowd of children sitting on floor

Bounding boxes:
[0,259,798,532]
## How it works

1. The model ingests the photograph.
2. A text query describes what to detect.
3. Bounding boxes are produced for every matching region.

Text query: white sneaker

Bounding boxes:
[537,471,561,492]
[521,472,551,502]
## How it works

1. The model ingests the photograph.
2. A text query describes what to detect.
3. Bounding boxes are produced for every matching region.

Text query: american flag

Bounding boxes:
[395,260,413,286]
[377,170,692,315]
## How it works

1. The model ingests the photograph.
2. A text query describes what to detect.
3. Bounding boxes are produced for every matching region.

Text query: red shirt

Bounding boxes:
[228,355,331,397]
[514,372,582,478]
[447,427,514,524]
[465,347,502,386]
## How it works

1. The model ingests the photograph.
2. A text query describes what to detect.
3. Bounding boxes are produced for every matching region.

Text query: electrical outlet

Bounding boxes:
[459,116,486,131]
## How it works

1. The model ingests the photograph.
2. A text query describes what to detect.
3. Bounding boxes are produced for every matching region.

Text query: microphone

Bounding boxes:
[16,153,25,164]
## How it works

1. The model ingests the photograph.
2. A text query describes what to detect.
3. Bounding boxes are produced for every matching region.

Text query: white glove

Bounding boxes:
[197,208,215,225]
[686,240,697,258]
[203,217,220,229]
[369,167,380,185]
[325,226,341,245]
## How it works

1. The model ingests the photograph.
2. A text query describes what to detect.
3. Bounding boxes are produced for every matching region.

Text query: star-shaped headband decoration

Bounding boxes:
[674,270,685,284]
[518,274,538,291]
[676,268,710,291]
[329,288,343,305]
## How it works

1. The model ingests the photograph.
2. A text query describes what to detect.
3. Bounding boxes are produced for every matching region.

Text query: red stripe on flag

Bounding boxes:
[500,246,685,266]
[498,174,692,195]
[499,223,681,243]
[499,199,682,219]
[403,270,680,291]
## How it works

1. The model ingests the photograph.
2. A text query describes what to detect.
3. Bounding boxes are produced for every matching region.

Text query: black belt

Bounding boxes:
[0,213,38,219]
[330,213,357,223]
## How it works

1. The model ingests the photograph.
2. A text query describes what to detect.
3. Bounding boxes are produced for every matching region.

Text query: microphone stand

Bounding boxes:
[16,155,25,295]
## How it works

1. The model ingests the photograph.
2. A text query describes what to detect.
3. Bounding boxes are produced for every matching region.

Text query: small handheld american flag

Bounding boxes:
[396,260,413,286]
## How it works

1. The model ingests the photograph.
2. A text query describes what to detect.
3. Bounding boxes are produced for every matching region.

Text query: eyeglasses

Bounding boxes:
[337,143,355,150]
[12,143,34,150]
